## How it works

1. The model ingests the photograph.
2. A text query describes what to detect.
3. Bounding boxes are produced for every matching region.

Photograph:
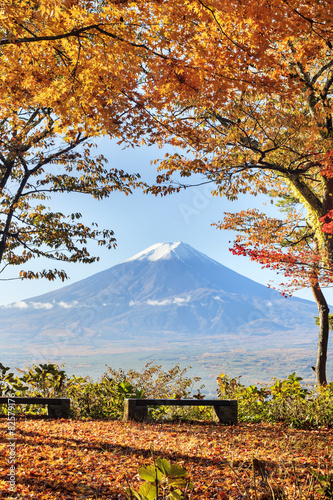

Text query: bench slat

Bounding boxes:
[0,397,67,405]
[135,399,233,407]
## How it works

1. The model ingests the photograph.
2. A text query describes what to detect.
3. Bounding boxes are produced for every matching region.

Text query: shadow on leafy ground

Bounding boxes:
[0,418,332,499]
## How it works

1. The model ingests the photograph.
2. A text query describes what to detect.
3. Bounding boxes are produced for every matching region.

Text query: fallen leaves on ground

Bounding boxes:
[0,417,332,499]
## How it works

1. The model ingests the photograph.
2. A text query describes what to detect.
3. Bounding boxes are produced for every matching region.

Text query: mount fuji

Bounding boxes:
[0,242,325,388]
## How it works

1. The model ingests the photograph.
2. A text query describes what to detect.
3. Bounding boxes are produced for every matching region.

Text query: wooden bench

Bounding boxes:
[123,398,237,424]
[0,397,70,418]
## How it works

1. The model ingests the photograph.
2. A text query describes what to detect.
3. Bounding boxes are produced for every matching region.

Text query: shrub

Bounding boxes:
[103,362,203,399]
[217,372,333,428]
[102,362,205,421]
[16,363,67,397]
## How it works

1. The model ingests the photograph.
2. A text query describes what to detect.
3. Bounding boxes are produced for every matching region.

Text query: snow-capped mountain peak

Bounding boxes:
[124,241,184,262]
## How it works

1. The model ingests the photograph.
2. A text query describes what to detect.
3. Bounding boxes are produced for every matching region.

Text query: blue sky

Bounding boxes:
[0,136,331,306]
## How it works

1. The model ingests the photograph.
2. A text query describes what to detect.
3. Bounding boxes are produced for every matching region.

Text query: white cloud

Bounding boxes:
[130,296,192,307]
[147,298,173,306]
[3,300,29,310]
[173,296,191,305]
[146,296,191,307]
[58,300,79,309]
[32,302,54,310]
[2,299,80,310]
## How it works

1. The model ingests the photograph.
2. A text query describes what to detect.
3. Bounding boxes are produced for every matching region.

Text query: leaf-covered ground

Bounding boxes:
[0,417,332,499]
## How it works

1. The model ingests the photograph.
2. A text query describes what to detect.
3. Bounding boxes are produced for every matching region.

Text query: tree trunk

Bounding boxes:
[311,284,330,385]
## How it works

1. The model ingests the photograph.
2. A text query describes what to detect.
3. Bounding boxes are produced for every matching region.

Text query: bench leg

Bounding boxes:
[48,400,70,419]
[212,402,238,424]
[123,399,148,422]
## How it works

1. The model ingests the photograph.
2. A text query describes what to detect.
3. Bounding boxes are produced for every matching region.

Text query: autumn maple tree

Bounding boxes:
[215,191,333,385]
[0,0,164,281]
[0,107,142,281]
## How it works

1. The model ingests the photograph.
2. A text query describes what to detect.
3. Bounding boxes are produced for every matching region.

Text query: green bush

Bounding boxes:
[17,363,67,397]
[103,362,203,399]
[65,375,109,419]
[102,363,205,421]
[217,372,333,428]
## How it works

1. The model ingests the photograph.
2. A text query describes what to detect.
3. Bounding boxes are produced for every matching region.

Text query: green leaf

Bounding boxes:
[169,464,188,478]
[169,490,184,500]
[134,388,146,398]
[119,380,135,395]
[168,478,188,489]
[124,487,142,500]
[156,458,171,475]
[139,482,157,500]
[138,465,162,482]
